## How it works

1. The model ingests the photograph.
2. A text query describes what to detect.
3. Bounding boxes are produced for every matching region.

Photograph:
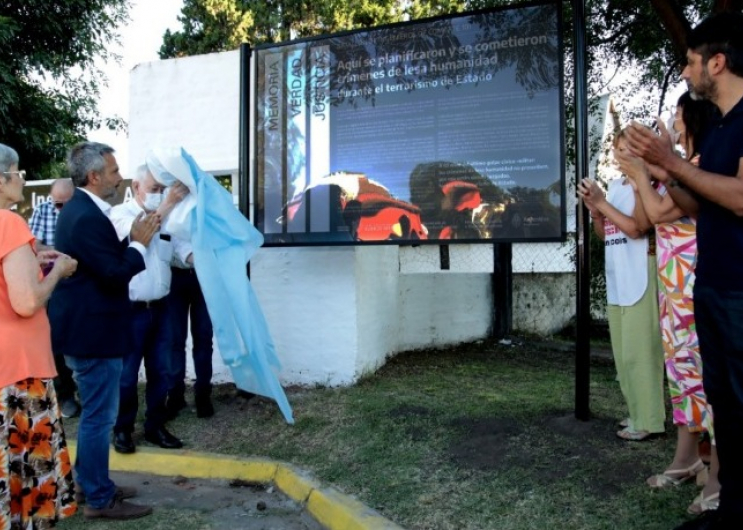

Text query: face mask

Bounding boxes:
[665,115,682,145]
[143,192,162,211]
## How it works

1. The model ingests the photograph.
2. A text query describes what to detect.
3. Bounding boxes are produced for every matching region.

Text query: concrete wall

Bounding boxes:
[129,51,494,387]
[398,273,492,350]
[512,272,575,336]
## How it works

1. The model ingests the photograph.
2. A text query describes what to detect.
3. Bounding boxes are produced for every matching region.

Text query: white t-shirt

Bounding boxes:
[603,178,648,306]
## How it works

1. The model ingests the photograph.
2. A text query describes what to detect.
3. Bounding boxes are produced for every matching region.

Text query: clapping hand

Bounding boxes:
[130,211,161,247]
[615,149,650,186]
[576,178,605,211]
[625,118,675,182]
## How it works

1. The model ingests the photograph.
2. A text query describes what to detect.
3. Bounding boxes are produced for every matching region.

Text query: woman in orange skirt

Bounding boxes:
[0,143,78,528]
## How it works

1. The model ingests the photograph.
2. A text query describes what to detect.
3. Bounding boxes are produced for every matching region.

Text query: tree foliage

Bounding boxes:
[586,0,741,117]
[161,0,743,118]
[0,1,129,178]
[160,0,473,58]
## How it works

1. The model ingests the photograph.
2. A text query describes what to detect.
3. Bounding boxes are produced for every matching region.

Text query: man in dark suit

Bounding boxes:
[49,141,159,521]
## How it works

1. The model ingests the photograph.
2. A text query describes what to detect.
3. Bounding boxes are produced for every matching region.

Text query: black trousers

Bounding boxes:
[53,350,77,401]
[694,284,743,517]
[168,267,214,399]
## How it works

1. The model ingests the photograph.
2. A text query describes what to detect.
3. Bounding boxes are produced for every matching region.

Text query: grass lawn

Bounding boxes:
[60,337,699,530]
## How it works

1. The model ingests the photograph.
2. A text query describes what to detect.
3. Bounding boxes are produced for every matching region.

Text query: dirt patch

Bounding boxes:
[447,411,659,498]
[389,404,431,419]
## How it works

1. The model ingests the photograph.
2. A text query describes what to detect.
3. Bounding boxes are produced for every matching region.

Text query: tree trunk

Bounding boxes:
[713,0,743,14]
[649,0,692,59]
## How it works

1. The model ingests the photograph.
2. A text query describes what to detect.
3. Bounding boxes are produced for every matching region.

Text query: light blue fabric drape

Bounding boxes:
[146,147,294,424]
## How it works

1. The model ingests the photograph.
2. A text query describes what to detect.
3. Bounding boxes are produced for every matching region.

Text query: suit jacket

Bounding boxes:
[48,189,146,358]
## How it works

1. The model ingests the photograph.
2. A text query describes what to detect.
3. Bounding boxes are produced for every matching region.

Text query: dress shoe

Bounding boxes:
[84,490,152,520]
[674,510,732,530]
[195,393,214,418]
[113,432,136,454]
[165,396,187,421]
[59,397,81,419]
[76,484,137,505]
[144,426,183,449]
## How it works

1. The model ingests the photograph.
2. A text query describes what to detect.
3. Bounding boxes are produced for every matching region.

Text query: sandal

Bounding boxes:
[616,427,664,442]
[618,418,630,428]
[647,460,708,488]
[688,492,720,515]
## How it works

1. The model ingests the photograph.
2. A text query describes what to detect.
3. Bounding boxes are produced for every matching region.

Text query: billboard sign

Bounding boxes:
[15,180,133,222]
[252,1,564,245]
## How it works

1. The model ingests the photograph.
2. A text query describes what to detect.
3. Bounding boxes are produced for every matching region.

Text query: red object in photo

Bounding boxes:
[283,173,427,241]
[441,180,482,212]
[347,193,427,241]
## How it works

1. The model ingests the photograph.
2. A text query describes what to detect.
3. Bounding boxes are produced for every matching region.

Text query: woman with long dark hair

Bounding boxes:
[618,92,720,514]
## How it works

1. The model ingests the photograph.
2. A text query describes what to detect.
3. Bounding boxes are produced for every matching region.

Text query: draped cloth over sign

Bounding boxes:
[145,147,293,424]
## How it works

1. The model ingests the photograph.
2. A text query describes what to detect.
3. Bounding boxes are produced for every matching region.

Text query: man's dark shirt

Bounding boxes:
[695,95,743,290]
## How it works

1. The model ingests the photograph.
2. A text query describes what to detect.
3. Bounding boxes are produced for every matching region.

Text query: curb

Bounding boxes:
[68,443,404,530]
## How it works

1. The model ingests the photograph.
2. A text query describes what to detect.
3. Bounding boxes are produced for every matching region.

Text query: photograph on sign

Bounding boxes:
[252,1,564,246]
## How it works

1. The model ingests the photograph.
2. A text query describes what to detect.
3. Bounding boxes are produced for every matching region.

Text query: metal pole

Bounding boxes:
[574,0,591,421]
[238,43,252,220]
[239,43,252,278]
[492,243,513,339]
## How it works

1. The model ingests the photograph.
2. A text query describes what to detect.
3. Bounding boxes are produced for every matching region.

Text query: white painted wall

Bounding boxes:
[129,51,494,387]
[129,50,241,175]
[251,246,360,386]
[354,246,401,377]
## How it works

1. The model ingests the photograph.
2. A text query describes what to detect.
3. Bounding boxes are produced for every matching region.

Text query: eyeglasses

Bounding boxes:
[2,170,26,181]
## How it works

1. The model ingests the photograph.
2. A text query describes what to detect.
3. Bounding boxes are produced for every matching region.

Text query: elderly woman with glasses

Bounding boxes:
[0,143,79,528]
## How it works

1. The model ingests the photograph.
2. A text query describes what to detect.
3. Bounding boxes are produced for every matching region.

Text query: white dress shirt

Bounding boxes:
[80,188,146,257]
[79,187,113,217]
[171,237,194,269]
[110,199,173,302]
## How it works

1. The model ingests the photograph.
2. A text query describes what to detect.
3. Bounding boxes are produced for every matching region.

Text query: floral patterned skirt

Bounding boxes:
[656,221,712,436]
[0,378,76,529]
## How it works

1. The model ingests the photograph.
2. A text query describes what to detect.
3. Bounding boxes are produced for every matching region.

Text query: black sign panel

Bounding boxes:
[252,1,564,245]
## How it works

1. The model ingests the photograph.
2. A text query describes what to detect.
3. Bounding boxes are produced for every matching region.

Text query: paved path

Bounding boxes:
[108,469,322,529]
[59,444,405,530]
